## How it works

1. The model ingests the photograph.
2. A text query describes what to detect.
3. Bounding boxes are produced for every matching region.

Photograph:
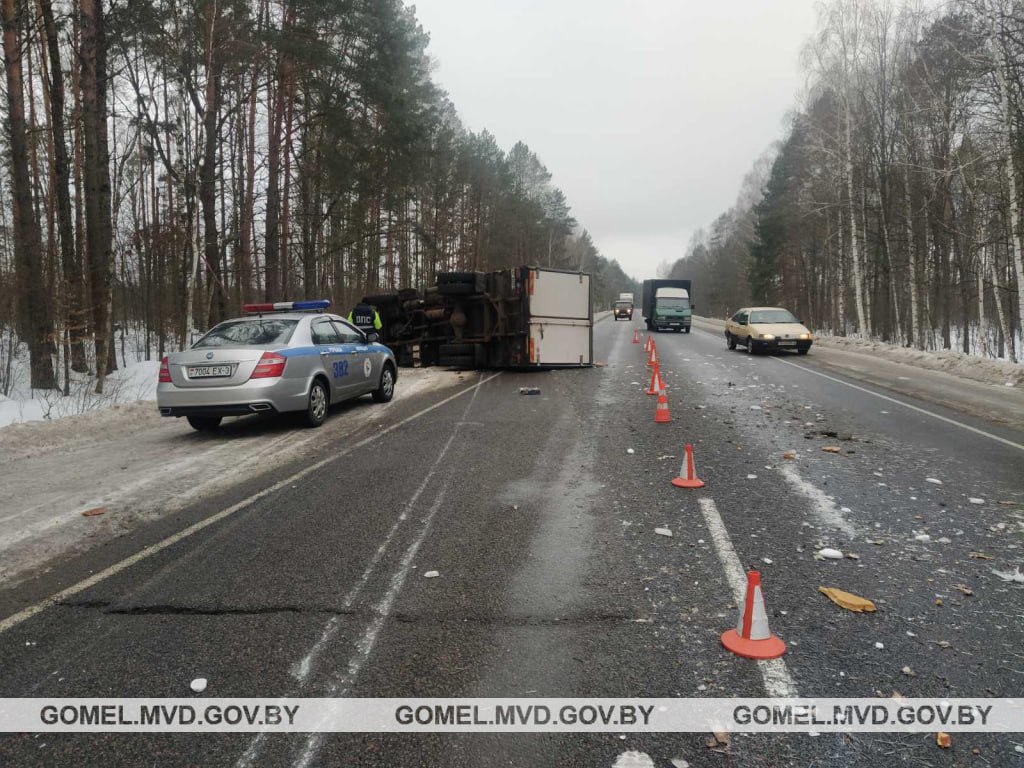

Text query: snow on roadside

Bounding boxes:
[0,359,160,429]
[0,367,463,587]
[693,316,1023,388]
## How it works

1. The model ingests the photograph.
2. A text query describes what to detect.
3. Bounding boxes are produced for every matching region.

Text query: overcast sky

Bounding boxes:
[411,0,820,281]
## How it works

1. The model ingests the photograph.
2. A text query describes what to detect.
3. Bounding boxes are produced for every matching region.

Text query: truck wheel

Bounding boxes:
[372,364,396,403]
[683,327,691,334]
[187,416,221,431]
[438,282,476,296]
[440,343,475,357]
[727,333,736,350]
[304,379,329,427]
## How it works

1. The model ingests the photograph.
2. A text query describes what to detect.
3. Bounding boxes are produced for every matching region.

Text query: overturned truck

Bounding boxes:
[364,266,593,369]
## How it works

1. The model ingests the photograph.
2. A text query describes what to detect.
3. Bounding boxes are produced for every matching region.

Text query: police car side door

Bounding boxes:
[310,318,351,402]
[331,319,375,396]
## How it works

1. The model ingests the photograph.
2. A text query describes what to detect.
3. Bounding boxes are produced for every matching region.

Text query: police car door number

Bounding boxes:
[332,361,349,378]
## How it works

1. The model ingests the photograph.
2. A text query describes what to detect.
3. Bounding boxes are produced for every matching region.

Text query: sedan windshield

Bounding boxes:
[749,309,799,324]
[193,318,298,348]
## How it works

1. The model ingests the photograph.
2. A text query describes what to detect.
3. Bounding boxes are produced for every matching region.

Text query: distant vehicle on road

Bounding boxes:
[641,279,693,332]
[157,300,397,431]
[613,300,634,320]
[725,307,813,355]
[617,292,635,303]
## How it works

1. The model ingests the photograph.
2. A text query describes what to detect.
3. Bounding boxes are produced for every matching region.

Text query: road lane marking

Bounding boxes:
[293,488,449,768]
[289,380,487,768]
[0,373,503,636]
[778,465,858,538]
[698,498,798,698]
[770,356,1024,452]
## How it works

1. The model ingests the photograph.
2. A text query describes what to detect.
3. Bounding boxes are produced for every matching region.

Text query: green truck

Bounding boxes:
[641,279,693,332]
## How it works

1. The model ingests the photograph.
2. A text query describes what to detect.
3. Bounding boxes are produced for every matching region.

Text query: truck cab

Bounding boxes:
[652,287,692,332]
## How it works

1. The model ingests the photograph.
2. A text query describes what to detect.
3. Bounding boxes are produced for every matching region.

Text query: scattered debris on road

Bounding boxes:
[991,567,1024,584]
[190,678,207,693]
[819,586,876,612]
[81,507,106,517]
[925,477,943,485]
[423,570,440,578]
[936,732,952,749]
[655,528,673,537]
[519,387,541,396]
[902,666,916,677]
[821,446,842,453]
[816,548,843,560]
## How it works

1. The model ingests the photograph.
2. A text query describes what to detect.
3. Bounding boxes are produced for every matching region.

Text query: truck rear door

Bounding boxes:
[525,269,593,367]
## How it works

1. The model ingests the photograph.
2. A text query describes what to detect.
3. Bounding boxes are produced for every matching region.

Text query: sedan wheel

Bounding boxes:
[746,337,755,355]
[727,332,736,350]
[372,365,395,403]
[305,380,328,427]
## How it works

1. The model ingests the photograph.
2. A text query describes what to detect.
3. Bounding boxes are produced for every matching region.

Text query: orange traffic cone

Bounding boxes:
[721,571,786,660]
[647,343,658,367]
[632,329,640,344]
[655,393,671,423]
[647,364,665,395]
[644,335,652,353]
[671,443,705,488]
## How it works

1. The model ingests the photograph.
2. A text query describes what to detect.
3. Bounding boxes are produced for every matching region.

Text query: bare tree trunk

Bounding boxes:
[3,0,55,389]
[38,0,87,373]
[993,41,1024,346]
[80,0,116,391]
[845,100,868,336]
[989,248,1015,362]
[200,0,226,326]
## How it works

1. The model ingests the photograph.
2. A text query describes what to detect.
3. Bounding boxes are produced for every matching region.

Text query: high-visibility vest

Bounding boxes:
[348,303,382,332]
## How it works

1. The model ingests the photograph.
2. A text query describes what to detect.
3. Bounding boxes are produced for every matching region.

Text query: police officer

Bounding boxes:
[348,301,382,336]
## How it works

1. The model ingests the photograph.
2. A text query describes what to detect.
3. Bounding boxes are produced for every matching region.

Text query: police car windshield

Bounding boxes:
[193,318,298,348]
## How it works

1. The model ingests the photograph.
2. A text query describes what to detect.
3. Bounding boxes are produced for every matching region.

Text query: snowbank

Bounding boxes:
[693,316,1023,388]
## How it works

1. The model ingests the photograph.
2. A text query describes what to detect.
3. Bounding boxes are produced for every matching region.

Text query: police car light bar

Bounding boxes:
[242,300,331,314]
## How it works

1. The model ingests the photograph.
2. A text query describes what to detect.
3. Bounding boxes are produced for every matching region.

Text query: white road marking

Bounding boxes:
[0,373,502,636]
[770,357,1024,451]
[697,498,798,698]
[241,377,489,768]
[778,465,858,537]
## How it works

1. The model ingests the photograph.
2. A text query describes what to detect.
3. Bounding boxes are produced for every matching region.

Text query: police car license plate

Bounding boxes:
[188,365,233,378]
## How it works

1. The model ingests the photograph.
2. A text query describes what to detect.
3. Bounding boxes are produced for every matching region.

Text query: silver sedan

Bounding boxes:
[157,303,397,431]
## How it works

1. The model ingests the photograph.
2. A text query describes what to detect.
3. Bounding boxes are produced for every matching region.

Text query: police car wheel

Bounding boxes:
[305,380,329,427]
[187,416,222,432]
[372,365,395,403]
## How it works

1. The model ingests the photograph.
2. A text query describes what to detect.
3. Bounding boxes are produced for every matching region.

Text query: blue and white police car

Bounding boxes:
[157,300,397,431]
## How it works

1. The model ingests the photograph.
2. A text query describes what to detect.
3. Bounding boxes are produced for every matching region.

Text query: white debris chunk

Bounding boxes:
[655,528,673,537]
[936,537,952,544]
[750,405,762,410]
[969,498,985,505]
[612,751,655,768]
[626,448,635,455]
[914,534,932,543]
[816,548,843,560]
[746,474,757,480]
[991,567,1024,584]
[875,642,885,650]
[423,570,440,578]
[926,478,943,485]
[190,678,208,693]
[762,558,773,565]
[671,760,691,768]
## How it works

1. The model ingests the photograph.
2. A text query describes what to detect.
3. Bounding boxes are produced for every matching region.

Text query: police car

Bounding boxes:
[157,300,397,431]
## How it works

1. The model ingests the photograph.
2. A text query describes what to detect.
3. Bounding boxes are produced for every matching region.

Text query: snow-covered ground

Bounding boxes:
[0,367,462,588]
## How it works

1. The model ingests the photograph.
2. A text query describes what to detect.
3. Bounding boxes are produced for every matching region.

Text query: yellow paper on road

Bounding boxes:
[819,586,877,612]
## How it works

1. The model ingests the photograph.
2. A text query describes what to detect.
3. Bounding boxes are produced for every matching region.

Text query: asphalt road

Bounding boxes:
[1,318,1022,767]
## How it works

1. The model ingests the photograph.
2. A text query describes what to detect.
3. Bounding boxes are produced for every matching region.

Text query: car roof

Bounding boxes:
[739,306,792,313]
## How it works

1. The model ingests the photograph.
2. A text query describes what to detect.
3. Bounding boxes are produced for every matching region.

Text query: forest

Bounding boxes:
[0,0,636,394]
[671,0,1024,361]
